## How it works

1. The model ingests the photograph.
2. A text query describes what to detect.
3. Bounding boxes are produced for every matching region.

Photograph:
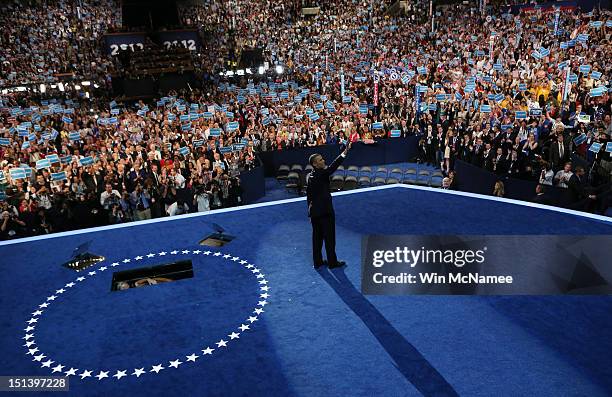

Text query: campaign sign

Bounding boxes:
[104,33,146,55]
[361,235,612,295]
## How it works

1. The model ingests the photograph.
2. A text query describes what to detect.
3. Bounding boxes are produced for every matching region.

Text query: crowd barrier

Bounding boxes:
[239,165,266,204]
[453,160,569,204]
[257,137,420,177]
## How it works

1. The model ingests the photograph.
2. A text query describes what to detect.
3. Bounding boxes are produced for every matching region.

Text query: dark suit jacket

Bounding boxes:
[306,154,345,218]
[532,192,553,206]
[549,141,567,167]
[566,174,588,203]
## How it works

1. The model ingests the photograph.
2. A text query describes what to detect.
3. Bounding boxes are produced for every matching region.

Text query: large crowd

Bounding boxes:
[1,0,611,239]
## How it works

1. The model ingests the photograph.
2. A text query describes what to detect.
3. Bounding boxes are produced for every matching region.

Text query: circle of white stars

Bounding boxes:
[22,249,270,381]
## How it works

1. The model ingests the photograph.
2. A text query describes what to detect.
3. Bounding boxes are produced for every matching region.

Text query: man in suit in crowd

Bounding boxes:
[566,166,596,210]
[306,142,352,269]
[532,184,554,205]
[549,134,567,170]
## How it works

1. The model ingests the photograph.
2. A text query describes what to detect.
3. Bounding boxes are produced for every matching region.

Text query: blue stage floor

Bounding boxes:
[1,185,611,396]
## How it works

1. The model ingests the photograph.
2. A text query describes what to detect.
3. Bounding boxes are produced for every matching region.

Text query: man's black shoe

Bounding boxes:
[313,260,328,269]
[328,261,346,269]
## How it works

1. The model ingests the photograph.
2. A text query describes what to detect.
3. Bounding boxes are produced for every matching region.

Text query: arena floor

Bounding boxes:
[1,185,611,396]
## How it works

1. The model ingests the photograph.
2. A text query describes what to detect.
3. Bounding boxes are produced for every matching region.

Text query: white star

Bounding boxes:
[258,280,268,285]
[23,334,34,340]
[23,340,35,347]
[258,300,268,307]
[168,359,182,368]
[122,258,131,263]
[158,252,167,256]
[256,273,265,278]
[33,354,46,362]
[113,370,127,379]
[95,371,109,380]
[170,250,178,255]
[150,364,164,373]
[252,268,261,273]
[186,354,199,362]
[192,250,201,254]
[213,252,221,256]
[254,308,264,315]
[247,316,258,323]
[223,254,231,259]
[231,257,239,261]
[76,277,86,282]
[146,253,155,258]
[32,310,43,316]
[55,288,65,294]
[39,302,49,308]
[28,347,39,355]
[260,293,270,299]
[203,251,211,255]
[88,271,97,276]
[216,339,228,347]
[65,282,75,288]
[239,260,247,264]
[27,318,38,324]
[79,370,92,379]
[245,264,254,269]
[228,332,240,340]
[64,368,78,377]
[41,360,54,368]
[181,250,190,254]
[51,364,65,373]
[111,262,120,267]
[132,368,145,377]
[46,295,57,301]
[99,266,107,271]
[135,256,143,260]
[260,286,270,291]
[239,324,250,331]
[201,347,214,355]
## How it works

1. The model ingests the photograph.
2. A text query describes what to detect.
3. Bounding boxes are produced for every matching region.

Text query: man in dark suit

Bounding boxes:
[566,166,596,210]
[306,142,352,269]
[532,184,553,205]
[549,134,567,170]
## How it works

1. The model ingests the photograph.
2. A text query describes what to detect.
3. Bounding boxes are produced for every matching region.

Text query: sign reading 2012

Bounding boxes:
[104,33,146,55]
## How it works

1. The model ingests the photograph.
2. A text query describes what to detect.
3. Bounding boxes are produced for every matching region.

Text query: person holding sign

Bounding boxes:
[306,142,352,269]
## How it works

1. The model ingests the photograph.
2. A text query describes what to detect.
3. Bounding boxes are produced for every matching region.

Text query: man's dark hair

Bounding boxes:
[309,153,321,166]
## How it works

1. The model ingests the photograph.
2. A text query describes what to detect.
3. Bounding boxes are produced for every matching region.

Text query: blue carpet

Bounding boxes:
[1,186,611,396]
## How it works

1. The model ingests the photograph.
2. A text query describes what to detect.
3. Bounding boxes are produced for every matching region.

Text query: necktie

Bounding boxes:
[559,144,564,159]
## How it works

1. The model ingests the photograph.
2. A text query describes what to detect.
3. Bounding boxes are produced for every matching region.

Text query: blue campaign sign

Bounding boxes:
[104,33,146,55]
[80,156,94,166]
[573,133,587,145]
[606,142,612,153]
[51,171,67,182]
[589,143,602,153]
[46,154,60,164]
[515,111,527,120]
